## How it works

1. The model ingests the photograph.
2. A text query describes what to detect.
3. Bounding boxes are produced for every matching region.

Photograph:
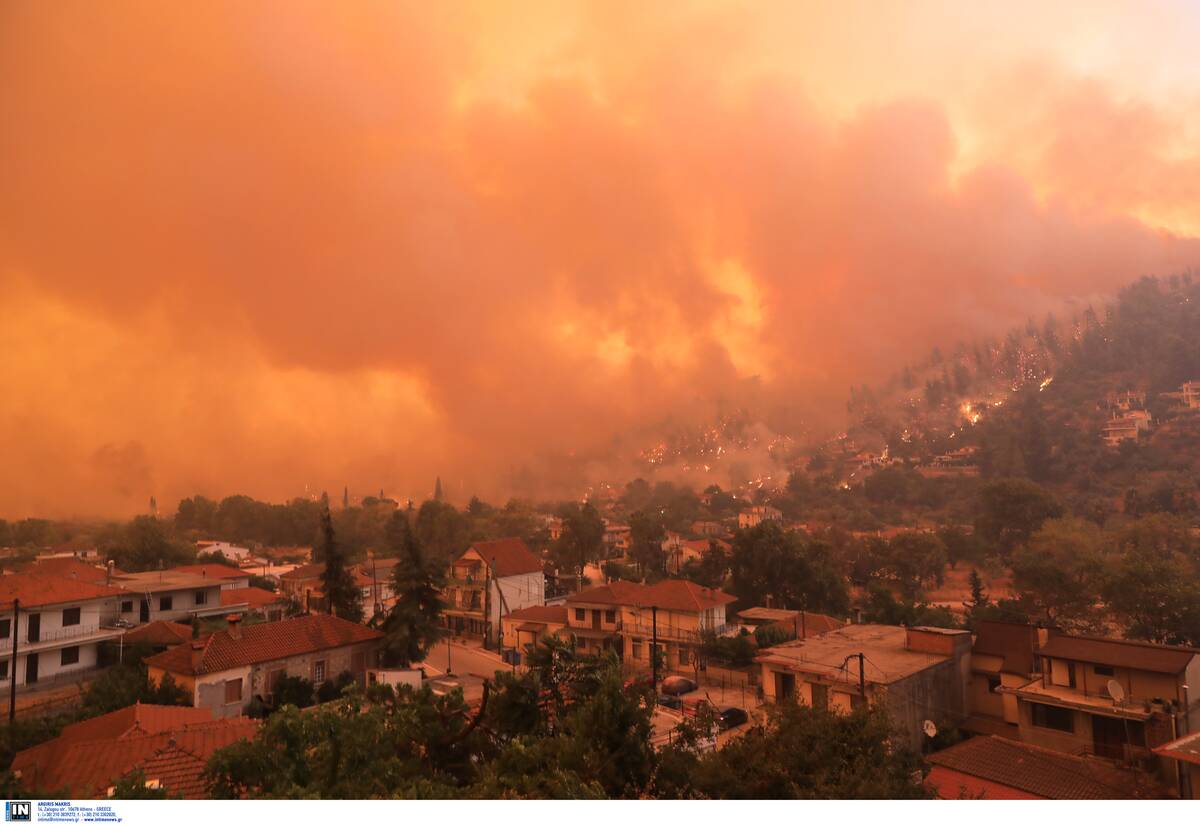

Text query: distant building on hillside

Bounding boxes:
[1103,409,1152,446]
[738,505,782,529]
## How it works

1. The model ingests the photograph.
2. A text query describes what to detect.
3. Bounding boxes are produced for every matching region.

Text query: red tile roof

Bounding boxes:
[220,586,284,609]
[172,564,252,581]
[637,579,737,611]
[0,572,128,608]
[565,580,647,606]
[1040,631,1199,674]
[15,558,114,583]
[124,621,194,647]
[566,580,735,613]
[279,562,372,588]
[468,538,542,577]
[145,613,382,676]
[1154,729,1200,766]
[14,716,258,799]
[505,605,568,624]
[926,735,1167,799]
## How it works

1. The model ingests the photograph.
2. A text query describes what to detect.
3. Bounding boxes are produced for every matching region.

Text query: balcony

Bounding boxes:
[0,619,128,653]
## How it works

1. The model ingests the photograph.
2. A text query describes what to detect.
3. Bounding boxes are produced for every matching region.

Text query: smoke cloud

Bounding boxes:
[2,1,1199,516]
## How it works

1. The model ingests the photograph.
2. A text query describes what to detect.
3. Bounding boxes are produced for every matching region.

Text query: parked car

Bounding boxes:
[657,693,683,709]
[718,706,749,729]
[660,675,698,695]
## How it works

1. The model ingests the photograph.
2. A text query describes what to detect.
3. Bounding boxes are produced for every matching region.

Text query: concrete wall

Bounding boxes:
[491,572,544,642]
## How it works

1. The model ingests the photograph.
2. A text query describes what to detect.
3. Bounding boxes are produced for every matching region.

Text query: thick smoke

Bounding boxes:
[1,2,1198,516]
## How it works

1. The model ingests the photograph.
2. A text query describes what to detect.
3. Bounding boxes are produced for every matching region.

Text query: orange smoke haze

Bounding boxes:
[3,1,1200,516]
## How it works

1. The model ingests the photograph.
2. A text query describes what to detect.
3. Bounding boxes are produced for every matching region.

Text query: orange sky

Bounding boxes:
[3,1,1200,517]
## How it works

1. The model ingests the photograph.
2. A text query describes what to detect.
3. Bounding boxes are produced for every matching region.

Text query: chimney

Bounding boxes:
[189,640,206,671]
[226,614,242,640]
[106,560,114,585]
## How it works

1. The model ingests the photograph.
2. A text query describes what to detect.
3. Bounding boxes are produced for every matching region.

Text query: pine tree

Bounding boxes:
[434,476,443,502]
[317,506,363,622]
[343,486,349,509]
[380,511,445,666]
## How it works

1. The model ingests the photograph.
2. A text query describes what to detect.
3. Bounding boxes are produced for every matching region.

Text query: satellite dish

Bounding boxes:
[1107,679,1125,703]
[923,720,938,738]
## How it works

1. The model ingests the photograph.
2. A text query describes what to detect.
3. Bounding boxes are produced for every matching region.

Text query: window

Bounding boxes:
[313,660,327,683]
[575,608,586,622]
[1094,665,1115,677]
[265,668,285,696]
[159,596,173,612]
[0,661,8,679]
[194,590,207,606]
[678,646,690,665]
[632,639,643,659]
[224,678,243,704]
[62,607,81,627]
[0,619,9,639]
[987,675,1002,694]
[60,646,80,666]
[120,601,133,614]
[1032,703,1074,733]
[604,609,616,624]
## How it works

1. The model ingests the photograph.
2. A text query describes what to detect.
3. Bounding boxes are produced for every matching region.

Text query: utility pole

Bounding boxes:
[651,605,659,691]
[9,598,19,723]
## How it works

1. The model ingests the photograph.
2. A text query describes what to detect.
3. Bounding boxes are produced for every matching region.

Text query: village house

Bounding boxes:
[964,620,1040,736]
[603,522,632,557]
[500,604,569,664]
[735,607,844,639]
[122,620,194,652]
[277,562,376,616]
[927,734,1167,799]
[1102,409,1152,446]
[737,505,782,529]
[1004,631,1200,769]
[144,613,383,718]
[110,570,232,625]
[10,703,257,799]
[757,624,972,750]
[194,540,255,564]
[690,519,728,538]
[442,538,545,646]
[0,573,128,690]
[665,537,729,576]
[563,579,736,673]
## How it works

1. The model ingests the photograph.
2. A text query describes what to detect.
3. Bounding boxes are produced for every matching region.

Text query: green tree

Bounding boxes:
[317,506,363,623]
[689,700,931,799]
[552,502,605,580]
[628,510,666,577]
[380,512,445,666]
[974,479,1063,558]
[1010,517,1105,628]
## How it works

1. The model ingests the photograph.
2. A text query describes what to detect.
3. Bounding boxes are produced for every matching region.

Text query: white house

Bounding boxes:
[111,571,232,624]
[738,505,782,529]
[443,538,545,646]
[0,573,127,689]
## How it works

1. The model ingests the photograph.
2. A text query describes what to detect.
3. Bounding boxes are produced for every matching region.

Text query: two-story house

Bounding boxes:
[757,624,972,751]
[0,574,128,689]
[145,613,383,717]
[562,579,736,673]
[1005,631,1200,766]
[442,539,544,646]
[110,571,230,625]
[277,562,375,616]
[964,620,1040,736]
[737,505,782,529]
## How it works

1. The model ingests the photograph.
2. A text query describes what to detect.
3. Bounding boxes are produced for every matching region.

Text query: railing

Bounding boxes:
[0,620,126,652]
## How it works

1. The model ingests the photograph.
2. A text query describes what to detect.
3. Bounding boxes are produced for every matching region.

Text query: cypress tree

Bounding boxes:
[380,511,445,666]
[318,506,363,622]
